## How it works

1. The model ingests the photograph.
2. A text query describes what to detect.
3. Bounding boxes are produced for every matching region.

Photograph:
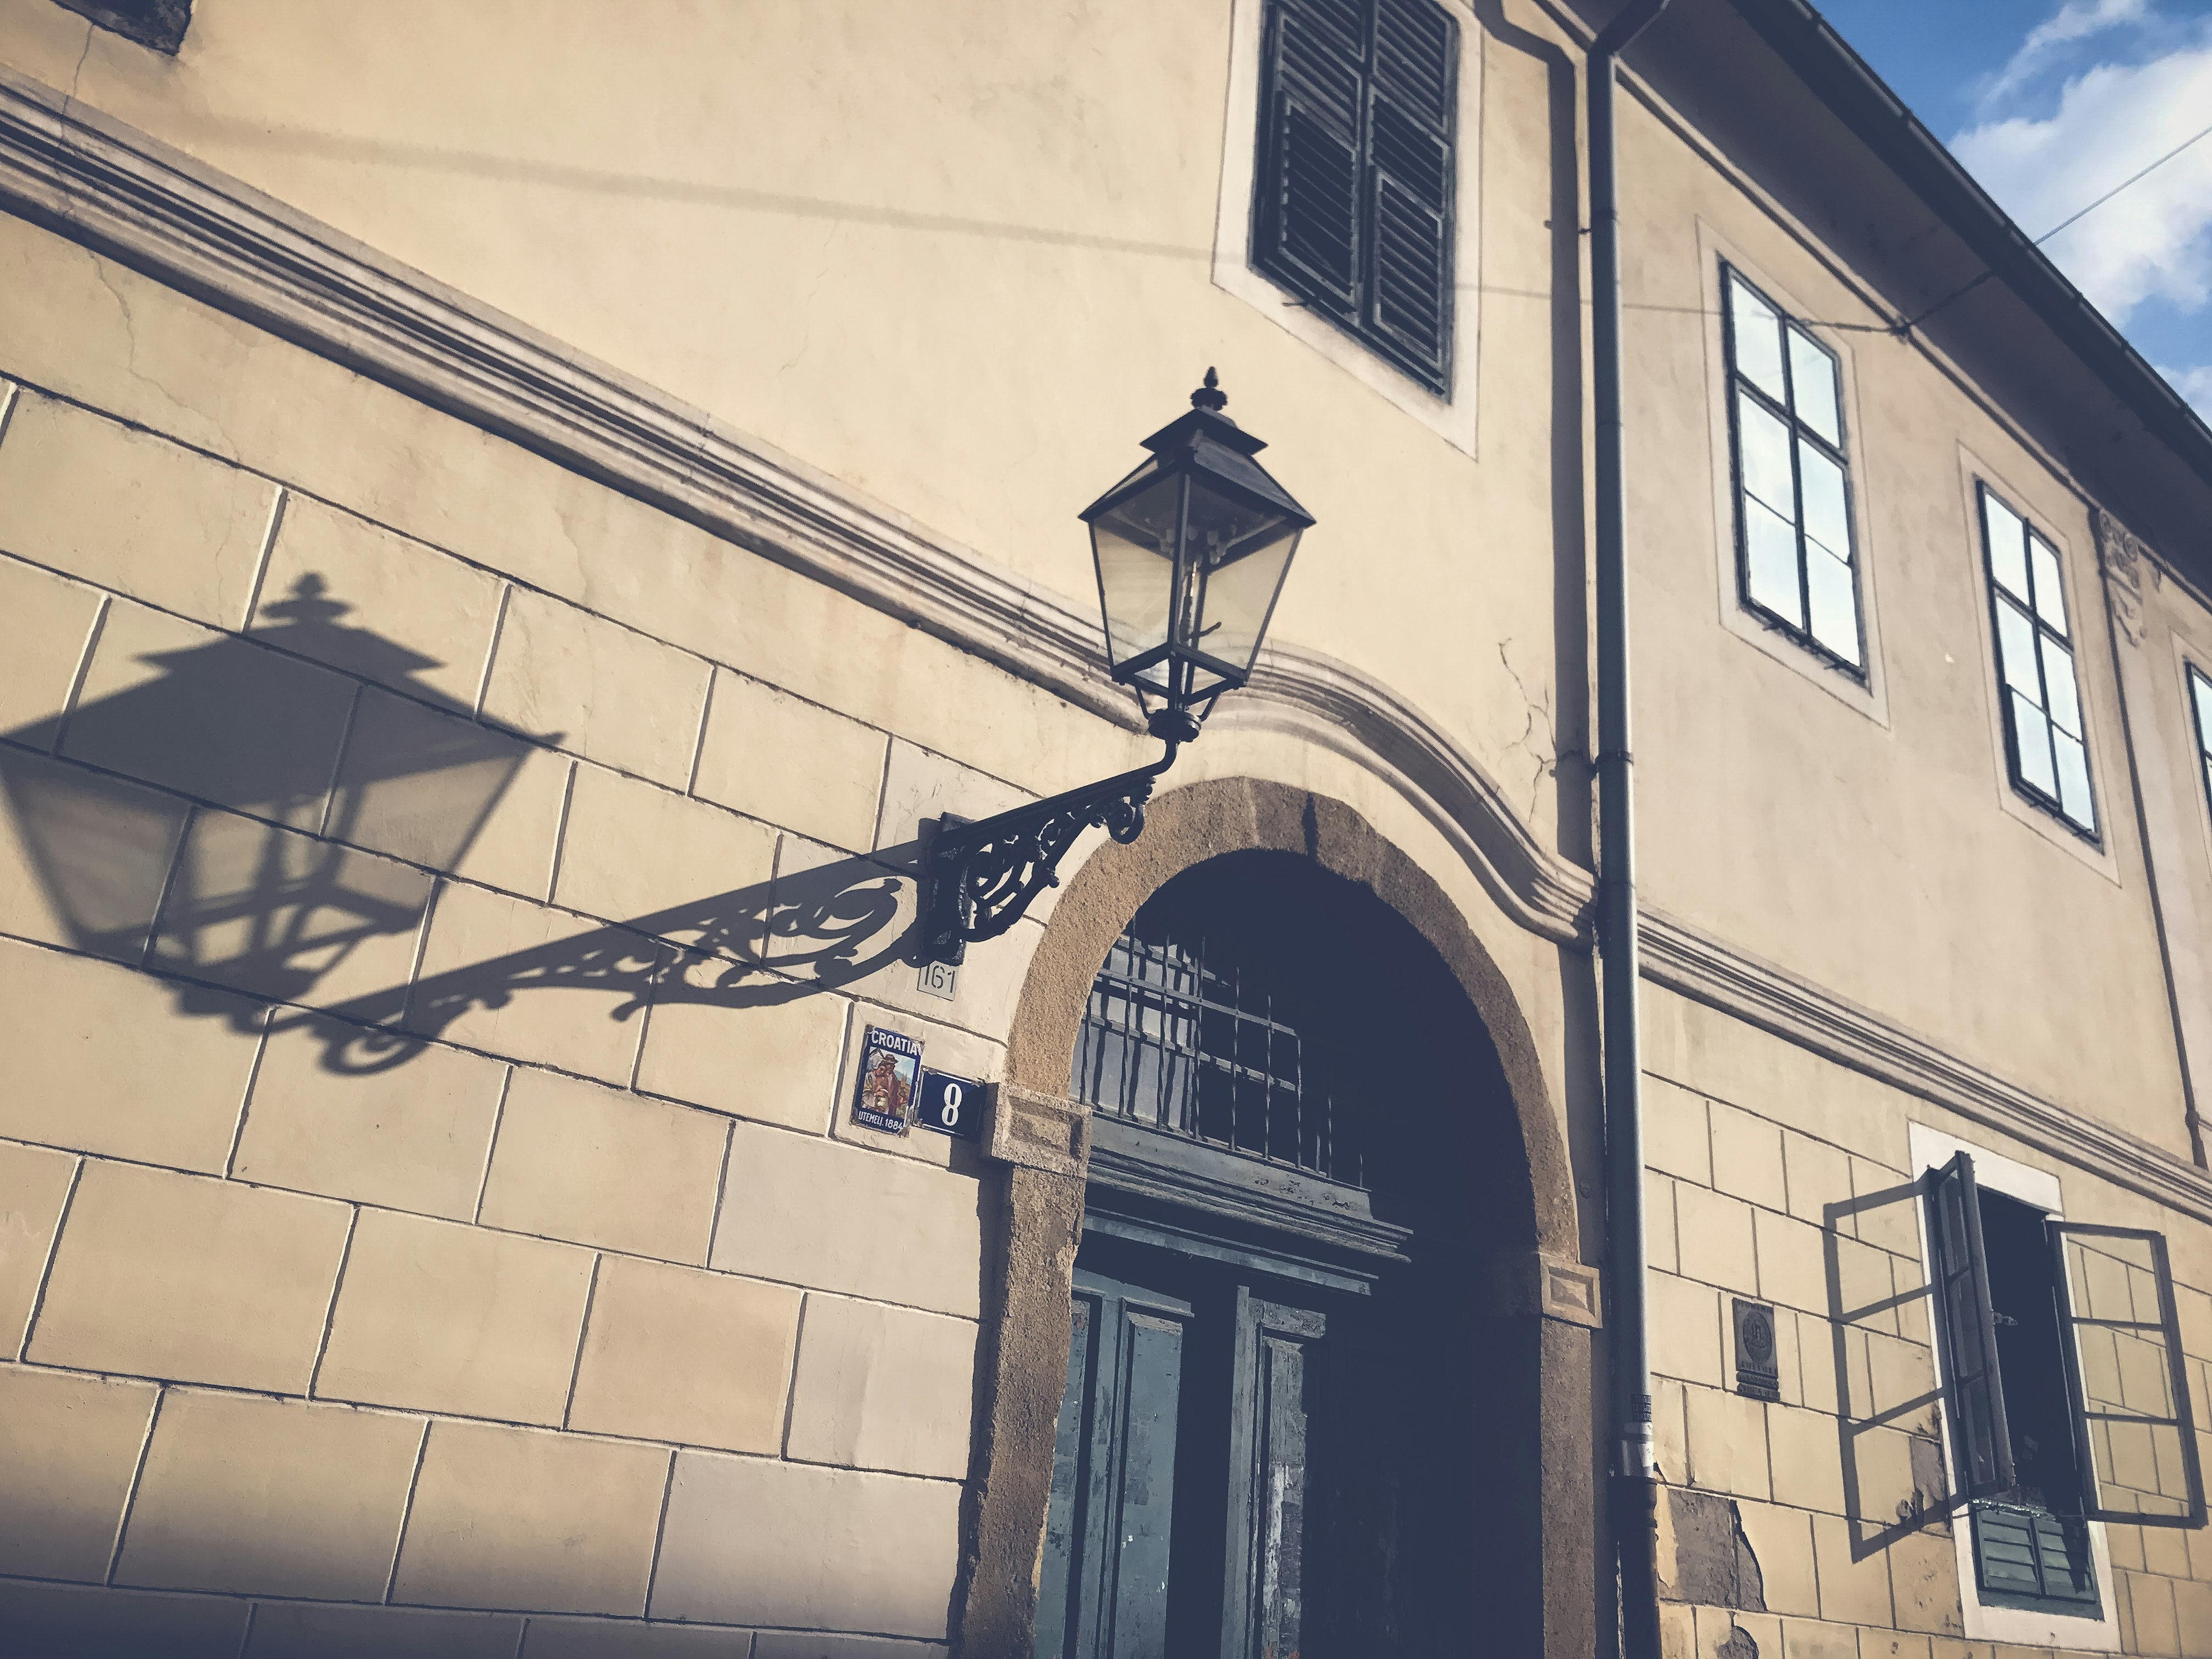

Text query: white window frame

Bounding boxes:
[1907,1123,2122,1652]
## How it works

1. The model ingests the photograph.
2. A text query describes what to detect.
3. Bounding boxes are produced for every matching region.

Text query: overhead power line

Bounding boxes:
[1903,115,2212,334]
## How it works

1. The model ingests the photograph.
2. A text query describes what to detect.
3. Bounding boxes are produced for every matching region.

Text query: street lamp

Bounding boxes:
[918,370,1313,964]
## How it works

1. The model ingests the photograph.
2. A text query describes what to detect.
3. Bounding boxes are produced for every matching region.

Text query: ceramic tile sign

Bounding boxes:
[851,1025,923,1135]
[912,1069,982,1140]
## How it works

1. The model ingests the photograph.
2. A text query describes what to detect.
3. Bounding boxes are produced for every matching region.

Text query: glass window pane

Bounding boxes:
[1806,545,1861,666]
[1736,392,1796,520]
[1984,492,2029,601]
[2013,692,2058,797]
[1996,597,2043,703]
[1743,494,1804,628]
[2041,637,2083,737]
[2191,668,2212,751]
[1727,275,1788,404]
[2029,533,2070,634]
[1788,327,1843,446]
[2055,732,2095,831]
[1798,440,1851,560]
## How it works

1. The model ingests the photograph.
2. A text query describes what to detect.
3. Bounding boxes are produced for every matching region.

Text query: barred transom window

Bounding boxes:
[1722,264,1864,673]
[1980,485,2096,838]
[1071,865,1361,1185]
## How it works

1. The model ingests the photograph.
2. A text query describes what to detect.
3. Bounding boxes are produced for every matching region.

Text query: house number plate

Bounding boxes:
[912,1069,982,1139]
[915,960,959,1001]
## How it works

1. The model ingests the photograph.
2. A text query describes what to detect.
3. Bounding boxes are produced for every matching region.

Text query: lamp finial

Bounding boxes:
[1191,368,1228,412]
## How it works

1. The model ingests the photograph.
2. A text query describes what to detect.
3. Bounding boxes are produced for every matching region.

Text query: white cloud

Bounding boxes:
[2166,363,2212,418]
[1978,0,2147,111]
[1953,36,2212,321]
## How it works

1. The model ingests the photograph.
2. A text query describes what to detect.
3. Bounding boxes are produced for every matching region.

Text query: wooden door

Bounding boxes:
[1036,1267,1195,1659]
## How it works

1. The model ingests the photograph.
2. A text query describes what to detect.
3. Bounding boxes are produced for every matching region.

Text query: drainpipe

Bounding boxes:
[1589,1,1670,1655]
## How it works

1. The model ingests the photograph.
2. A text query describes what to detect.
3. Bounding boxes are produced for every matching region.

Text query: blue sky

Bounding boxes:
[1813,0,2212,417]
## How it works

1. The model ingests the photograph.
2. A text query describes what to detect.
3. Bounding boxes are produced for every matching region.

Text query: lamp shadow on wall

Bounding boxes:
[0,574,921,1077]
[1823,1186,1962,1566]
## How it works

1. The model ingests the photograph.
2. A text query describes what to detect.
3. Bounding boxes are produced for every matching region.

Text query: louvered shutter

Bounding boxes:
[1253,0,1456,394]
[1257,0,1363,317]
[1365,0,1455,387]
[1969,1505,2101,1607]
[1924,1152,2016,1499]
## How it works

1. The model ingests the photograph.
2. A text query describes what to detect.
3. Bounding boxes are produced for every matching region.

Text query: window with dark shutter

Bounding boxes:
[1252,0,1457,395]
[1922,1153,2207,1620]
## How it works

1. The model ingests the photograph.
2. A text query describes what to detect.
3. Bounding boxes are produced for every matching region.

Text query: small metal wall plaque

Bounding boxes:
[1733,1298,1781,1400]
[915,960,959,1001]
[912,1069,982,1139]
[850,1025,923,1135]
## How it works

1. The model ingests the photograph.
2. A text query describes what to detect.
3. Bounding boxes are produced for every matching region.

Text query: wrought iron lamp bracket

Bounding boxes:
[916,742,1180,965]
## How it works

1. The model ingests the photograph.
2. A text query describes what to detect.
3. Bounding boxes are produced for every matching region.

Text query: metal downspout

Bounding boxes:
[1589,1,1670,1654]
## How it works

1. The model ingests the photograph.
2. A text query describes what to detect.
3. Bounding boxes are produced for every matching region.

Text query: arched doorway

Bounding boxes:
[1038,848,1531,1656]
[956,779,1593,1659]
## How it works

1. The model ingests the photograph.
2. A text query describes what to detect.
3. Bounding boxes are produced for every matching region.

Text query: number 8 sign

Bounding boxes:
[913,1069,982,1140]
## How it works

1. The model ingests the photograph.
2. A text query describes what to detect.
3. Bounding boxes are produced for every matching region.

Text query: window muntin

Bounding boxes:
[2190,664,2212,825]
[1721,266,1865,673]
[1252,0,1457,395]
[1980,486,2096,837]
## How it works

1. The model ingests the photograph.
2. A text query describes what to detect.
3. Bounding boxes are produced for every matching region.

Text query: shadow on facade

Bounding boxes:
[0,576,918,1075]
[1824,1185,1958,1563]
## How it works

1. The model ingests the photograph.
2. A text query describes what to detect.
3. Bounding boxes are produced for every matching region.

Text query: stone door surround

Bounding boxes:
[951,775,1600,1656]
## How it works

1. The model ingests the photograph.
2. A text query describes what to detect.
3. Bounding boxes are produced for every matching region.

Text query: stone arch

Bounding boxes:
[955,776,1597,1656]
[1007,774,1575,1255]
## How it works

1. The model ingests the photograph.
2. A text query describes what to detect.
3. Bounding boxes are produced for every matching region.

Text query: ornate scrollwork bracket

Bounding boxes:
[916,743,1180,965]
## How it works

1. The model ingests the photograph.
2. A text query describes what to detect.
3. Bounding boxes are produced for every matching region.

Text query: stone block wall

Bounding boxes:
[1645,987,2212,1659]
[0,207,1139,1654]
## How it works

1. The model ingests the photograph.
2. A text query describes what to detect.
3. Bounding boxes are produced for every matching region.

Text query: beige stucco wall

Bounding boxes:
[0,151,1584,1643]
[1610,84,2193,1162]
[3,0,2212,1653]
[1641,984,2212,1659]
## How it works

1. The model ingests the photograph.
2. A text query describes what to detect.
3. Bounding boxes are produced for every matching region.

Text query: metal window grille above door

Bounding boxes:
[1252,0,1457,394]
[1071,881,1359,1185]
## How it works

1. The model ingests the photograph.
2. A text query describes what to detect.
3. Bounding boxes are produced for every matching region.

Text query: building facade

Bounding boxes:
[0,1,2207,1656]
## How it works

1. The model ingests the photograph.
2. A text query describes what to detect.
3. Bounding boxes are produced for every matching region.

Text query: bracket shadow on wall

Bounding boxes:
[0,575,935,1078]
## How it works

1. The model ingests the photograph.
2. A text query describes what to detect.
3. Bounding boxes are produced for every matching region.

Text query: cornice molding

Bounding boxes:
[1642,910,2212,1224]
[3,67,2206,1223]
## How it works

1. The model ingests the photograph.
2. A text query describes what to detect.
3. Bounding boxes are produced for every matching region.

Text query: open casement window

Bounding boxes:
[2190,664,2212,825]
[1925,1156,2207,1619]
[1980,484,2097,838]
[1252,0,1457,394]
[2050,1225,2209,1528]
[1721,264,1865,674]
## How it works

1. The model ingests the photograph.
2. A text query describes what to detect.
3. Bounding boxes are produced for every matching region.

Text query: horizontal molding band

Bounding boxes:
[2,66,2206,1223]
[1642,910,2212,1224]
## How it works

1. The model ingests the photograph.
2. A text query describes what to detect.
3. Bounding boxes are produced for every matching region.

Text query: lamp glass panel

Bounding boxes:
[1195,519,1301,677]
[1090,471,1183,687]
